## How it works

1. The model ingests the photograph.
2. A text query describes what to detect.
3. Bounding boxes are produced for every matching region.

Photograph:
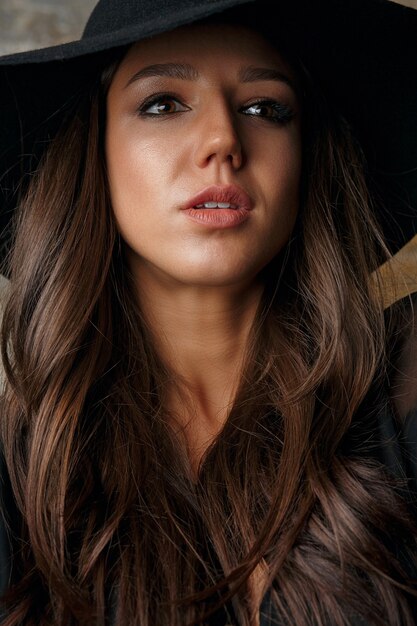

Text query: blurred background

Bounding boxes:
[0,0,416,56]
[0,0,96,55]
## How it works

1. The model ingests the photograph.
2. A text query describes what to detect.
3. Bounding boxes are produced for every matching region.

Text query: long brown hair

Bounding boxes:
[1,39,416,626]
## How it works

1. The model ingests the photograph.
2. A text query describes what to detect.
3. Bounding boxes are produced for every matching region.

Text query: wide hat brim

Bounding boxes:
[0,0,416,264]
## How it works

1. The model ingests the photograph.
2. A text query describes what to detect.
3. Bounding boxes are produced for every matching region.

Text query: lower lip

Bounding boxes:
[181,207,250,228]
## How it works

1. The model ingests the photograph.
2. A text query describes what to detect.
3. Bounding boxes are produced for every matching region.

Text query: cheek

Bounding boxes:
[106,129,158,212]
[105,125,182,270]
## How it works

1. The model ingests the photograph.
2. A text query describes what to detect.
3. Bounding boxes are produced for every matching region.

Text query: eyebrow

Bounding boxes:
[124,62,298,93]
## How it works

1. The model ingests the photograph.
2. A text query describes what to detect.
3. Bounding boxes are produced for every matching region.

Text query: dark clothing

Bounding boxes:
[206,398,417,626]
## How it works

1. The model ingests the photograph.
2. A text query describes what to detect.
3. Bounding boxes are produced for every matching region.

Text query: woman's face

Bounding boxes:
[106,21,302,289]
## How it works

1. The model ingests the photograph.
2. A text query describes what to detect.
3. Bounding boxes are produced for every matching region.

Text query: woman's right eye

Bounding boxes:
[138,95,189,116]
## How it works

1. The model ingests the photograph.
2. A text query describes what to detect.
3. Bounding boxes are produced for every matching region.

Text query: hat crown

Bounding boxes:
[82,0,239,39]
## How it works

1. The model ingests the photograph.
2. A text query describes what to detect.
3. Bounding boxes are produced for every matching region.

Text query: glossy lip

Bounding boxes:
[182,184,253,211]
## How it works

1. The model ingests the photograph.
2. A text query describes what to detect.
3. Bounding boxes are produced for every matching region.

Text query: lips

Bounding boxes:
[183,184,253,212]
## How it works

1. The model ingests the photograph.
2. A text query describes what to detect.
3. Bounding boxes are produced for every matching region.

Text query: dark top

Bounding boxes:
[209,395,417,626]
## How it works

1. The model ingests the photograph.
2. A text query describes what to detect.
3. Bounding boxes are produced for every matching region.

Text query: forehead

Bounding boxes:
[113,21,297,87]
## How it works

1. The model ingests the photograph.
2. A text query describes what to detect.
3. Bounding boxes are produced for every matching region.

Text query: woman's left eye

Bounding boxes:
[138,95,189,116]
[240,100,295,124]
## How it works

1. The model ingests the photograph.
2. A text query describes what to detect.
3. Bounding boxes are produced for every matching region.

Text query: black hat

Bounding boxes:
[1,0,416,273]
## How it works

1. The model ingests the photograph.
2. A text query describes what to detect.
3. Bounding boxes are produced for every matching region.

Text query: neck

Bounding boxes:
[131,264,264,470]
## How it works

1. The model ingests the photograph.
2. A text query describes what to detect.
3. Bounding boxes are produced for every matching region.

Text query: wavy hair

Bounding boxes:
[0,37,416,626]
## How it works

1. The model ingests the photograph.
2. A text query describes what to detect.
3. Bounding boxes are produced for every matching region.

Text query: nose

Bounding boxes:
[194,100,244,171]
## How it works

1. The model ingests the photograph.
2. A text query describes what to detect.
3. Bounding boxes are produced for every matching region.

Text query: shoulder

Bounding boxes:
[379,293,417,505]
[389,294,417,419]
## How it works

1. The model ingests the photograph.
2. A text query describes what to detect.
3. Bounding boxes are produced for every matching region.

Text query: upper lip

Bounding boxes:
[183,184,253,211]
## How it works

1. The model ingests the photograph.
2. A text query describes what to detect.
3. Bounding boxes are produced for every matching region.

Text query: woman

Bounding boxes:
[0,0,416,624]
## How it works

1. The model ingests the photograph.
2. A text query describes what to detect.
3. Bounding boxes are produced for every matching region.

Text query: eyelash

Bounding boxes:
[137,93,295,125]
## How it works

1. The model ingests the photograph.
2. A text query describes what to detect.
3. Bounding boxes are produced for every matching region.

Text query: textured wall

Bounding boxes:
[0,0,417,56]
[0,0,96,55]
